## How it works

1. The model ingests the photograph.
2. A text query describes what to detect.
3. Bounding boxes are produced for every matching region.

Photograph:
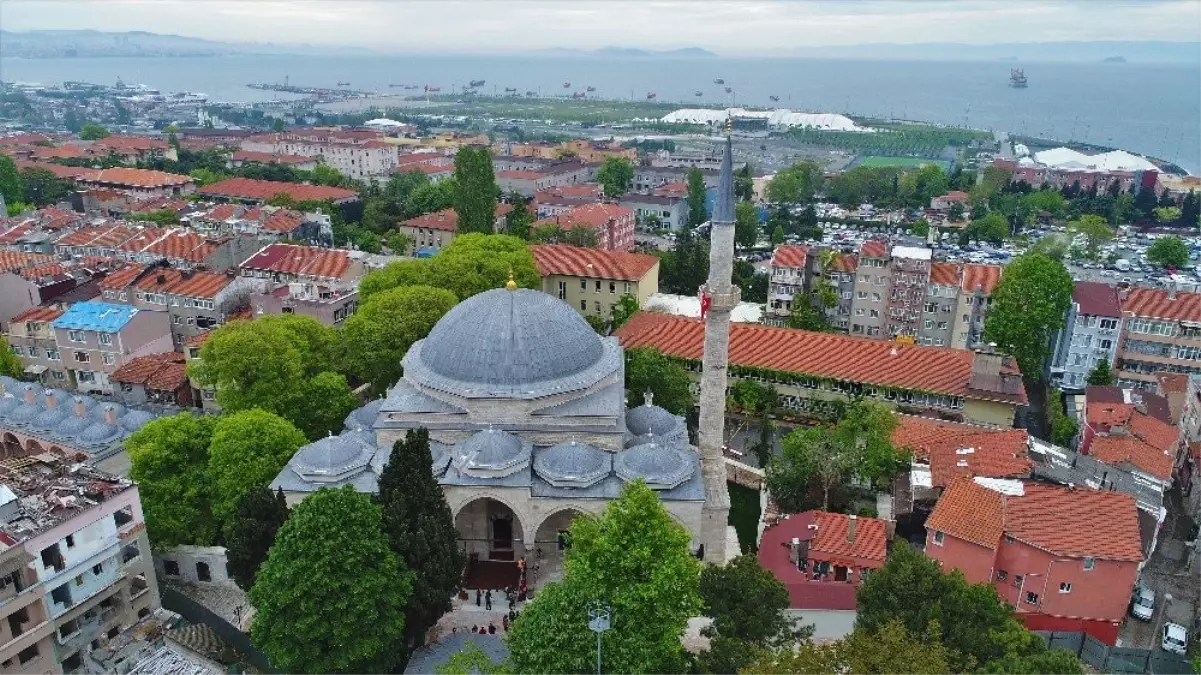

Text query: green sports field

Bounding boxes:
[856,155,950,170]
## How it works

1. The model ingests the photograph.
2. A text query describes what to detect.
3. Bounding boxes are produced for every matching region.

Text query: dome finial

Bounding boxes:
[644,390,654,407]
[505,267,517,290]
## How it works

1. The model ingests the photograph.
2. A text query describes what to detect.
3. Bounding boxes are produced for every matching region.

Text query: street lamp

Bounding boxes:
[588,603,611,675]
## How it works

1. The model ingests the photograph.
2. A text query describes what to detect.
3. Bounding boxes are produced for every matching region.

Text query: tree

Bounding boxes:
[766,401,905,512]
[1025,189,1066,219]
[406,178,456,217]
[0,336,23,378]
[735,162,755,202]
[507,482,703,674]
[899,165,949,210]
[207,410,307,528]
[980,648,1085,674]
[686,167,708,226]
[741,620,952,675]
[1154,206,1182,223]
[1067,215,1114,260]
[735,201,760,250]
[596,156,635,197]
[856,542,1021,672]
[947,202,965,223]
[428,233,539,299]
[911,218,931,238]
[531,222,600,248]
[983,253,1074,382]
[770,224,785,248]
[0,156,22,208]
[378,429,465,655]
[250,486,412,674]
[189,167,226,186]
[505,199,534,239]
[786,304,834,333]
[1029,233,1070,261]
[625,347,695,417]
[271,118,286,132]
[1180,190,1198,228]
[343,285,457,394]
[291,371,360,441]
[1146,235,1190,269]
[452,146,498,234]
[611,294,639,330]
[698,554,801,674]
[19,167,70,206]
[435,644,507,675]
[765,161,823,204]
[1086,359,1114,386]
[79,122,110,140]
[963,212,1009,246]
[126,413,218,549]
[225,486,289,592]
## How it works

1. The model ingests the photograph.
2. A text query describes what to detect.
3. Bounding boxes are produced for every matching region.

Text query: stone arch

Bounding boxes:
[452,495,528,563]
[25,439,43,455]
[531,507,592,549]
[1,433,19,459]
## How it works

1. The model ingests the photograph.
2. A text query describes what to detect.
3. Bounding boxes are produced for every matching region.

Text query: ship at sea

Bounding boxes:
[1009,69,1028,88]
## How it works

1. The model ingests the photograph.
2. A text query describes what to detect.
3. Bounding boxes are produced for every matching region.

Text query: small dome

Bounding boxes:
[54,413,94,439]
[29,407,68,433]
[12,383,44,405]
[78,422,122,446]
[291,434,373,482]
[534,441,610,488]
[0,376,18,393]
[120,410,155,432]
[624,403,687,448]
[455,428,528,474]
[0,396,22,418]
[7,402,44,426]
[343,398,384,431]
[615,442,694,490]
[90,403,125,421]
[74,396,99,409]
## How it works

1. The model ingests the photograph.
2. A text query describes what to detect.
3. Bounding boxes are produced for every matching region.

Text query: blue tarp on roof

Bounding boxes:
[416,246,440,258]
[51,302,137,333]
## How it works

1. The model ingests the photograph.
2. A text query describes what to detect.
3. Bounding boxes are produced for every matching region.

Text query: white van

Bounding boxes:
[1162,623,1188,655]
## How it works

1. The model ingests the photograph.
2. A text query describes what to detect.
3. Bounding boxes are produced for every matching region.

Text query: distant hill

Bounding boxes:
[531,46,717,58]
[0,29,370,58]
[1102,56,1128,63]
[781,40,1200,64]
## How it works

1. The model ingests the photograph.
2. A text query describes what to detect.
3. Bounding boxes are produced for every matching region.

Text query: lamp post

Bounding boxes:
[588,603,611,675]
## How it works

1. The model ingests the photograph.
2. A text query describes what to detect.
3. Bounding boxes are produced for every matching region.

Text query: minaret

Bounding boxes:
[697,119,738,564]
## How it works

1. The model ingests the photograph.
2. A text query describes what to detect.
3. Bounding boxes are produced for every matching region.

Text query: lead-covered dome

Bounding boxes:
[291,434,374,482]
[625,403,688,448]
[535,441,610,488]
[615,442,695,490]
[454,428,530,476]
[406,288,614,398]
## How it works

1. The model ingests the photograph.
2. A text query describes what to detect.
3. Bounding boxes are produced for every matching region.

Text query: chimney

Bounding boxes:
[156,273,167,285]
[103,404,118,426]
[1167,284,1177,300]
[847,515,857,543]
[23,387,35,404]
[73,397,86,417]
[45,391,56,410]
[972,352,1004,378]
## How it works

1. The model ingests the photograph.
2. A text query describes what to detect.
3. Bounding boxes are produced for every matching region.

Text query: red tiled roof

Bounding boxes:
[1073,281,1122,318]
[204,204,239,221]
[961,264,1002,295]
[758,511,880,610]
[0,223,33,245]
[260,210,306,234]
[929,262,960,286]
[810,511,888,563]
[0,251,55,273]
[937,190,970,203]
[31,145,86,160]
[530,244,658,282]
[925,476,1006,548]
[127,197,189,214]
[115,228,167,253]
[9,306,64,324]
[132,268,232,299]
[540,203,633,231]
[1090,435,1174,481]
[110,352,188,391]
[1128,411,1181,452]
[1121,286,1201,322]
[1005,483,1143,561]
[536,184,603,200]
[771,245,807,269]
[13,160,93,179]
[408,164,453,176]
[615,312,1026,402]
[829,253,858,272]
[860,239,888,259]
[94,136,168,153]
[1087,401,1134,428]
[400,204,514,233]
[1156,372,1189,394]
[893,415,1031,488]
[199,177,358,203]
[22,263,65,280]
[80,168,194,188]
[99,264,146,290]
[241,243,352,280]
[142,230,216,263]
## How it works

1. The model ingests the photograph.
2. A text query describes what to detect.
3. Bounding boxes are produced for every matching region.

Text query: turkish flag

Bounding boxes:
[700,290,711,319]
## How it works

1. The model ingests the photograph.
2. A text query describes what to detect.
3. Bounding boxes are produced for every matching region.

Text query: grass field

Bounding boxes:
[855,155,949,170]
[728,482,762,554]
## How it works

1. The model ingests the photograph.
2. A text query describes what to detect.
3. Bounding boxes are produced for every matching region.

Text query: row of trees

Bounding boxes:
[0,156,76,215]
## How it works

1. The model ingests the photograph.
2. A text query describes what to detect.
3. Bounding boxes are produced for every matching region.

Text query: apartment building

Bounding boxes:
[820,253,859,332]
[197,178,359,207]
[395,204,515,256]
[241,129,398,180]
[249,280,359,327]
[849,240,890,338]
[239,243,361,285]
[1115,287,1201,389]
[534,185,602,219]
[530,244,659,321]
[918,262,961,348]
[885,246,932,340]
[6,307,68,387]
[631,167,719,194]
[74,169,195,202]
[766,245,811,325]
[952,264,1003,350]
[53,225,140,262]
[0,455,158,675]
[1049,282,1124,390]
[496,162,595,197]
[534,203,636,251]
[50,302,172,395]
[110,352,193,408]
[101,266,251,349]
[925,476,1143,644]
[617,313,1028,427]
[187,204,325,243]
[619,194,687,231]
[1078,385,1180,490]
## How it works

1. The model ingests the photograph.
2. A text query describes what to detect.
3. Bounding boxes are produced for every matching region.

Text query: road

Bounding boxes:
[1118,487,1199,651]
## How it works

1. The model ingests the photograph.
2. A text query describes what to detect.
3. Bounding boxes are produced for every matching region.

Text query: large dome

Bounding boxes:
[414,288,605,392]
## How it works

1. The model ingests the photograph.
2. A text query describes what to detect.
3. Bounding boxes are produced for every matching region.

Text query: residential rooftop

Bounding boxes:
[530,244,658,282]
[0,454,134,552]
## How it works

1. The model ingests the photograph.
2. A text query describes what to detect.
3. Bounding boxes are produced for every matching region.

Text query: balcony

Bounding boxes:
[130,573,150,601]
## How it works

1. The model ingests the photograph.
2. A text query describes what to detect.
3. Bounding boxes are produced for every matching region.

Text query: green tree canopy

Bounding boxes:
[79,122,110,140]
[983,252,1074,382]
[377,429,465,655]
[766,161,823,204]
[735,201,760,250]
[1146,235,1190,269]
[19,167,72,206]
[250,486,412,674]
[596,156,635,197]
[127,413,218,549]
[740,620,952,675]
[687,167,708,226]
[625,347,695,417]
[207,410,307,528]
[343,285,458,394]
[963,212,1009,246]
[508,481,703,674]
[358,233,539,302]
[1025,189,1067,219]
[0,336,23,378]
[899,165,950,209]
[452,146,498,234]
[698,554,802,674]
[1086,359,1115,386]
[1067,214,1115,260]
[505,199,534,239]
[225,486,289,591]
[610,294,640,331]
[0,156,23,207]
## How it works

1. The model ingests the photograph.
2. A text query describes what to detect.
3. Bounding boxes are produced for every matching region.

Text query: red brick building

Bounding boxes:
[534,203,635,251]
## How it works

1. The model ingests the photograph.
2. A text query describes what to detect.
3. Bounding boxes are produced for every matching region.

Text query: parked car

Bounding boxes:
[1130,585,1155,621]
[1161,622,1188,655]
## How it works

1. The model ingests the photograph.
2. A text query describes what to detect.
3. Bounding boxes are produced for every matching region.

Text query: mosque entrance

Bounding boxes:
[456,497,525,591]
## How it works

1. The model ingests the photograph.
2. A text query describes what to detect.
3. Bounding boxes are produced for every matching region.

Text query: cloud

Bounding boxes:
[1,0,1197,54]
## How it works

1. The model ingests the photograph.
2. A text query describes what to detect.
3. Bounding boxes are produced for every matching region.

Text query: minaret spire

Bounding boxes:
[696,115,738,565]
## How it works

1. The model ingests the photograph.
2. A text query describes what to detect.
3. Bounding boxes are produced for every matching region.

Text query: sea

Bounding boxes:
[2,54,1198,173]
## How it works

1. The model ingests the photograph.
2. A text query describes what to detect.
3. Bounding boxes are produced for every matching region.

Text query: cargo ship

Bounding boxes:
[1009,69,1028,88]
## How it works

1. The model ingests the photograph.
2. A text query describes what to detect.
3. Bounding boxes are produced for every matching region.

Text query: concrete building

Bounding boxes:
[1049,282,1124,391]
[925,476,1143,644]
[197,178,359,207]
[239,243,361,285]
[241,129,398,180]
[1077,385,1180,491]
[951,264,1003,350]
[51,302,172,395]
[0,454,158,674]
[766,245,812,325]
[533,203,636,251]
[249,280,358,327]
[100,266,251,350]
[919,262,961,348]
[530,244,659,322]
[109,353,194,408]
[227,151,318,171]
[395,204,514,256]
[6,307,69,387]
[495,161,595,198]
[617,313,1029,427]
[632,167,718,194]
[619,194,687,231]
[818,252,859,333]
[884,246,932,340]
[849,240,890,338]
[1115,287,1201,389]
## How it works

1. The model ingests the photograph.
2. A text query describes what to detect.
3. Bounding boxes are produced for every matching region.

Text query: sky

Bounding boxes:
[2,0,1200,55]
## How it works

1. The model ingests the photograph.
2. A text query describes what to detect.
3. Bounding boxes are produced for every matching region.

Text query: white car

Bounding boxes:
[1130,586,1154,621]
[1162,622,1188,655]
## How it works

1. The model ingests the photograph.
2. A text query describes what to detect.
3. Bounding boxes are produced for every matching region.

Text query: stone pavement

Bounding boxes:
[1118,488,1199,650]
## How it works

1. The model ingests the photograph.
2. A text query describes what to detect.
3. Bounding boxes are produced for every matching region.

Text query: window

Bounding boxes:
[196,561,211,582]
[580,300,587,311]
[74,351,90,363]
[92,563,103,575]
[934,338,944,346]
[102,353,115,366]
[624,282,632,294]
[924,319,934,330]
[580,279,586,291]
[46,349,59,360]
[932,531,945,546]
[857,291,867,300]
[609,282,616,294]
[98,333,112,345]
[1025,592,1039,605]
[52,370,65,381]
[17,644,38,666]
[68,330,84,343]
[872,292,882,302]
[65,535,75,548]
[163,560,180,576]
[1014,574,1023,587]
[869,309,879,318]
[594,280,601,293]
[1083,557,1095,571]
[1058,582,1072,593]
[77,372,96,383]
[854,308,865,316]
[594,301,601,315]
[172,315,183,325]
[202,389,216,401]
[996,570,1008,581]
[8,345,19,355]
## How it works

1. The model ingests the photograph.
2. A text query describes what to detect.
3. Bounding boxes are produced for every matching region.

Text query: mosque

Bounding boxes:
[271,123,741,586]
